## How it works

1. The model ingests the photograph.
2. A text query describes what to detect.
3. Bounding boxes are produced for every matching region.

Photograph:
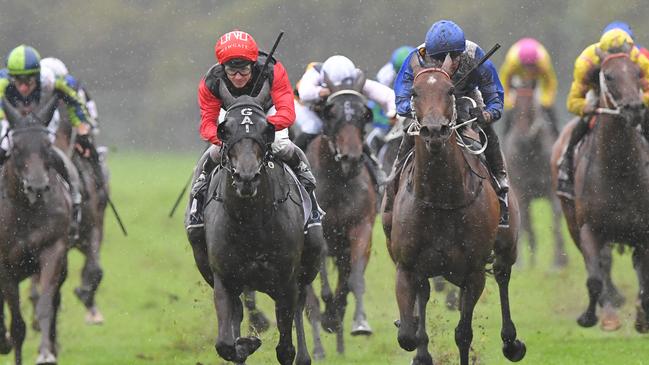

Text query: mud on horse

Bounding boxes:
[382,55,526,365]
[502,80,567,268]
[198,81,321,365]
[551,52,649,333]
[0,96,72,365]
[304,71,378,355]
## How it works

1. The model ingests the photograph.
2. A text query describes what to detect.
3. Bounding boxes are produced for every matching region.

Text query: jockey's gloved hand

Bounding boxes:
[75,134,94,158]
[470,107,491,127]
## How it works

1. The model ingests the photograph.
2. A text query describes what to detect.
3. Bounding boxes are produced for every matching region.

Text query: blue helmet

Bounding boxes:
[425,20,466,57]
[603,21,634,40]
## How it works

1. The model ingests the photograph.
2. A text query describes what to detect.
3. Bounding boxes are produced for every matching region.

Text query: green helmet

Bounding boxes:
[6,45,41,76]
[391,46,415,72]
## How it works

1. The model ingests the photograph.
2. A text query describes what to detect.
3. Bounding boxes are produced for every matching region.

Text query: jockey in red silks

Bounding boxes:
[188,30,323,233]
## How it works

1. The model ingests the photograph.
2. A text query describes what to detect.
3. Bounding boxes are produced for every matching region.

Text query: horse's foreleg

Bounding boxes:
[3,280,25,365]
[29,275,40,332]
[76,229,105,324]
[305,284,325,360]
[455,272,485,365]
[494,254,526,362]
[190,237,214,288]
[576,224,605,328]
[332,251,351,354]
[294,284,312,365]
[243,290,270,333]
[632,246,649,333]
[213,274,253,363]
[520,202,536,267]
[274,284,297,365]
[599,244,625,308]
[35,240,67,365]
[551,197,568,268]
[348,221,373,336]
[319,250,337,334]
[412,279,433,365]
[0,292,10,355]
[395,265,418,352]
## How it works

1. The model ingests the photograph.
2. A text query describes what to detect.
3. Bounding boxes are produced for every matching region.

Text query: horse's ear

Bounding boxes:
[323,71,339,93]
[441,53,453,74]
[363,105,374,124]
[35,96,57,126]
[352,69,366,93]
[218,80,237,109]
[253,80,270,106]
[2,97,21,126]
[263,122,275,145]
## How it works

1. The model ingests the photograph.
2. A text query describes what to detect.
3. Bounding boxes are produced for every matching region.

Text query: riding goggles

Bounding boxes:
[224,63,253,77]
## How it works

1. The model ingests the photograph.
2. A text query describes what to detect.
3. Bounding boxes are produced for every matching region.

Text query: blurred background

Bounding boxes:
[1,0,646,152]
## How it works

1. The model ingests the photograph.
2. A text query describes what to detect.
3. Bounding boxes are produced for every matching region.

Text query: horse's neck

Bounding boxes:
[1,161,22,201]
[413,136,470,204]
[222,173,274,224]
[593,115,647,176]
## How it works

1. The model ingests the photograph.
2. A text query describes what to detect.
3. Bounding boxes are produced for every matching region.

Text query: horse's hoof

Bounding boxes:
[312,347,325,361]
[502,339,526,362]
[321,312,339,334]
[85,307,105,325]
[35,351,57,365]
[235,336,262,358]
[397,332,418,352]
[249,310,271,333]
[350,318,372,336]
[577,312,598,328]
[600,310,621,332]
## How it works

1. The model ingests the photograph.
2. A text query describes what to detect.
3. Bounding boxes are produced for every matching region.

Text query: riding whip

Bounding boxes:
[251,31,285,96]
[454,43,501,90]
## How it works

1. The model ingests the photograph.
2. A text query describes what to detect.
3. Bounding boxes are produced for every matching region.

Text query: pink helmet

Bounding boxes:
[517,38,541,66]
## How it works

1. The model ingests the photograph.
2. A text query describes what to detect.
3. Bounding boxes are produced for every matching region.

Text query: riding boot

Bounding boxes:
[362,143,387,189]
[52,147,82,240]
[557,117,590,200]
[188,152,219,230]
[284,146,317,191]
[0,148,8,167]
[294,132,319,151]
[383,120,415,213]
[542,106,560,138]
[483,125,510,227]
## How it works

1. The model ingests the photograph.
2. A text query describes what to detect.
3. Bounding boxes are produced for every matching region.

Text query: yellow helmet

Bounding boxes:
[599,29,634,52]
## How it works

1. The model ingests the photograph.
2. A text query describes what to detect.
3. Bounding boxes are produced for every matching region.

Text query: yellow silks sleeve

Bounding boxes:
[566,44,599,116]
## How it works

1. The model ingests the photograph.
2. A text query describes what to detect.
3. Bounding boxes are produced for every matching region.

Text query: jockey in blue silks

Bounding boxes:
[385,20,510,226]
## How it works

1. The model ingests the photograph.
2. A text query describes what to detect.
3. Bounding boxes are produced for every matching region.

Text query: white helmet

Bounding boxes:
[40,57,69,77]
[321,55,358,87]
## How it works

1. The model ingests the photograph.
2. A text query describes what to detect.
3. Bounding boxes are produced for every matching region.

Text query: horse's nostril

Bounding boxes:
[440,125,450,136]
[419,127,430,137]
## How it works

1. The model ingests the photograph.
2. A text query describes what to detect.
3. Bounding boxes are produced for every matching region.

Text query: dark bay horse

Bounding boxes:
[0,97,72,365]
[551,52,649,333]
[46,106,109,325]
[199,83,319,365]
[503,82,567,268]
[382,56,526,365]
[305,75,378,354]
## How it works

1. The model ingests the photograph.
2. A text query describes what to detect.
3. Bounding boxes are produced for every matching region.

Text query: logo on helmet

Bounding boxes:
[220,31,250,45]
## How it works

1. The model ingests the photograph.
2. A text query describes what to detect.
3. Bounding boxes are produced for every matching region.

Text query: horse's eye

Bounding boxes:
[412,91,418,98]
[604,73,614,82]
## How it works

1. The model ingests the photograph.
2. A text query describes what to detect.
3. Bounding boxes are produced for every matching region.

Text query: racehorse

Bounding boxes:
[551,52,649,332]
[305,73,378,354]
[503,80,567,268]
[382,55,526,365]
[0,96,72,365]
[198,82,320,365]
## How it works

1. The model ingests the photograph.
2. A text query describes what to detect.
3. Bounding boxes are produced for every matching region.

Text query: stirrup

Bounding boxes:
[556,179,575,200]
[498,194,509,228]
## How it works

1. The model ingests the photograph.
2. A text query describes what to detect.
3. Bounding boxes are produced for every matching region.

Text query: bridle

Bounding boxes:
[597,53,633,116]
[322,91,368,162]
[408,67,487,155]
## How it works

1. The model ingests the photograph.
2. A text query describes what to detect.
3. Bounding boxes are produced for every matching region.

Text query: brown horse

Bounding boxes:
[382,56,526,365]
[0,97,71,365]
[503,82,567,268]
[305,76,378,355]
[551,52,649,332]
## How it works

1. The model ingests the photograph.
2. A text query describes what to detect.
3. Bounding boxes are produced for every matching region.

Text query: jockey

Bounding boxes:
[377,46,416,87]
[188,30,323,232]
[603,21,649,59]
[499,38,559,135]
[0,45,96,238]
[386,20,509,226]
[295,54,396,185]
[41,57,100,132]
[557,28,649,199]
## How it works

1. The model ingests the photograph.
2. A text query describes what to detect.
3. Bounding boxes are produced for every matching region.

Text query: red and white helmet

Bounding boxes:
[215,30,259,65]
